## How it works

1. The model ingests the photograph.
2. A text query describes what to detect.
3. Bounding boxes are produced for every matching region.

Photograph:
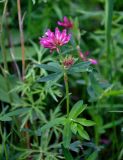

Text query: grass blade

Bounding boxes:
[105,0,114,63]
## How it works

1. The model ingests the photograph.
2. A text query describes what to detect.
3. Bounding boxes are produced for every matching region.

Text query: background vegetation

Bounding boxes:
[0,0,123,160]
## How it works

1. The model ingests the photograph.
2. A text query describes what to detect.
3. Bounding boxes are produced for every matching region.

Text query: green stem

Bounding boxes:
[0,0,8,72]
[57,49,70,117]
[64,72,70,117]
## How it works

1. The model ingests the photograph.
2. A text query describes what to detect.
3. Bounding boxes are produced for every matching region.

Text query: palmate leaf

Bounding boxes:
[69,100,86,119]
[38,72,63,82]
[0,108,30,122]
[37,62,63,82]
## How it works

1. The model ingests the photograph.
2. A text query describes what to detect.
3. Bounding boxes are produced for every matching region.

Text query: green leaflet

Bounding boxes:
[40,117,65,132]
[71,61,91,68]
[68,61,91,74]
[5,108,30,117]
[76,118,95,126]
[69,100,86,119]
[71,122,77,134]
[0,115,12,121]
[77,125,90,140]
[38,72,63,82]
[86,151,98,160]
[0,108,30,122]
[36,62,61,73]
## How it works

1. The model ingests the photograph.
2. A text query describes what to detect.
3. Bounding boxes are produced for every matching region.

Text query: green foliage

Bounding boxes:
[62,145,73,160]
[86,151,98,160]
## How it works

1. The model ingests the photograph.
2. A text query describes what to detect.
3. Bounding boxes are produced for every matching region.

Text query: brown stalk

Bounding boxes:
[17,0,30,150]
[6,11,21,80]
[17,0,25,80]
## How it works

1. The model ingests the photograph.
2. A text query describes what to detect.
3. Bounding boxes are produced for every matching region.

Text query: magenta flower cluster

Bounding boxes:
[57,16,73,29]
[79,51,97,65]
[39,27,71,53]
[39,16,97,65]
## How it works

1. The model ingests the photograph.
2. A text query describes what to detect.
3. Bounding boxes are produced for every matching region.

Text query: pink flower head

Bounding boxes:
[58,16,73,29]
[63,55,74,68]
[88,58,97,65]
[79,50,97,65]
[39,27,71,52]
